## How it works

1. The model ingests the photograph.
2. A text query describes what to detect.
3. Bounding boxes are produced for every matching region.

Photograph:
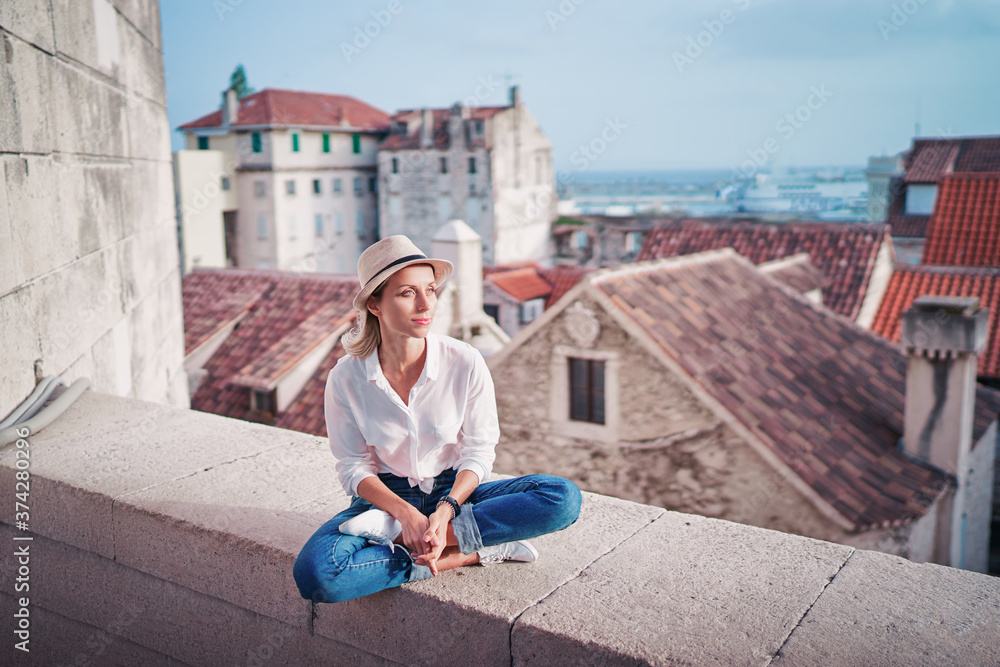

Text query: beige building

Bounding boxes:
[489,249,1000,572]
[378,87,556,266]
[176,87,390,274]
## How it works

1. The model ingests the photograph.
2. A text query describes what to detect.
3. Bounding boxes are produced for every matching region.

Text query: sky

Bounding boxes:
[161,0,1000,173]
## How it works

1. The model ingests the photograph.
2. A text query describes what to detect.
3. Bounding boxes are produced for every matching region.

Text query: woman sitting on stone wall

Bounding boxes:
[293,235,582,603]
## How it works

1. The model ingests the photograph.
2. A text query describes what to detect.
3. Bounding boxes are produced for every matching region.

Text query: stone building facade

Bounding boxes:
[1,0,188,410]
[489,251,1000,571]
[177,88,389,274]
[378,87,555,266]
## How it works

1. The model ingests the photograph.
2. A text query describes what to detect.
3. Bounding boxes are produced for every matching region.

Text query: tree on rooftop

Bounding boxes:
[229,65,254,99]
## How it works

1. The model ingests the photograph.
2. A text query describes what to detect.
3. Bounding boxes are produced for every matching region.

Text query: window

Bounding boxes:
[292,132,300,152]
[221,176,231,191]
[335,211,344,234]
[484,304,500,324]
[392,157,399,174]
[519,298,545,325]
[904,184,938,216]
[285,179,296,195]
[197,136,209,150]
[322,133,330,153]
[251,132,262,153]
[569,358,605,424]
[352,133,361,154]
[253,180,266,198]
[353,177,363,196]
[314,213,324,237]
[468,157,477,174]
[252,389,276,415]
[368,177,376,194]
[333,178,342,194]
[257,214,268,239]
[288,215,297,239]
[440,157,448,174]
[313,179,321,194]
[355,210,365,238]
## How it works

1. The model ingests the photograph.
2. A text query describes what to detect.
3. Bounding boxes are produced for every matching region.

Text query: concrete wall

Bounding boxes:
[0,0,188,412]
[490,293,919,559]
[2,390,999,665]
[855,234,895,328]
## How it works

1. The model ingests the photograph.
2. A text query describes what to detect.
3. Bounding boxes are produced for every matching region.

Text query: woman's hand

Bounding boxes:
[397,505,431,556]
[414,505,452,575]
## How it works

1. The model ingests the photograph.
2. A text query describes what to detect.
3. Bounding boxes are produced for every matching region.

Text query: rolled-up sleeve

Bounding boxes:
[453,350,499,484]
[325,366,378,496]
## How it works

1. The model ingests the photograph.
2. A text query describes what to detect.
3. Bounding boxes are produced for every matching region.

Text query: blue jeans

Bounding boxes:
[293,470,582,604]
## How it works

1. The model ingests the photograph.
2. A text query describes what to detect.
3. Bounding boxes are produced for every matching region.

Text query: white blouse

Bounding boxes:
[324,332,499,496]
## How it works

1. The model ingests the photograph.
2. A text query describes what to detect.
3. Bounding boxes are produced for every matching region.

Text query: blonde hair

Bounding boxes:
[343,282,385,358]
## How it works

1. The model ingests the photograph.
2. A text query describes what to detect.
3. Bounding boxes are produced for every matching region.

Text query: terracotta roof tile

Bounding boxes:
[921,174,1000,266]
[903,139,961,183]
[885,176,930,238]
[538,266,591,309]
[637,220,886,320]
[593,251,1000,530]
[487,267,553,302]
[183,269,357,434]
[273,343,347,437]
[759,253,830,294]
[870,264,1000,379]
[178,88,391,132]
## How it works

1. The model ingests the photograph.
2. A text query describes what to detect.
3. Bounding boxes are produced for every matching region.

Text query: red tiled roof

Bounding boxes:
[380,106,507,151]
[921,174,1000,266]
[594,251,1000,530]
[758,253,830,294]
[273,343,347,437]
[537,265,590,309]
[487,267,553,302]
[885,178,930,238]
[182,269,357,432]
[904,139,961,183]
[183,274,266,354]
[638,220,886,320]
[177,88,391,132]
[870,264,1000,379]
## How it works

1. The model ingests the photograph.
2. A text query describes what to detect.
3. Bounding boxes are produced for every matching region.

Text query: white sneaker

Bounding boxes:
[477,540,538,566]
[339,509,402,551]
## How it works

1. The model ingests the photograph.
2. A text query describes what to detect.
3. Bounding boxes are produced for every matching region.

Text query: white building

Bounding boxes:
[378,87,556,266]
[176,87,390,274]
[865,153,905,223]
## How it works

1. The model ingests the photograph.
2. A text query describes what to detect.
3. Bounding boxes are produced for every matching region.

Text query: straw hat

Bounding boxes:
[353,235,453,312]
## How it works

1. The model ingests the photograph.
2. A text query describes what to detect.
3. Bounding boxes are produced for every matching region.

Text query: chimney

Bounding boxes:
[901,295,988,474]
[448,103,466,146]
[221,88,239,126]
[420,108,433,149]
[432,220,484,335]
[509,85,521,107]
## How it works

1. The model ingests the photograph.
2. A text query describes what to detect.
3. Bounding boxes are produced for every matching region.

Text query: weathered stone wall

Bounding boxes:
[0,0,187,411]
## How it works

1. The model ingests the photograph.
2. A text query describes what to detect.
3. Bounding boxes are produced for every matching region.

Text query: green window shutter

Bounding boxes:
[352,134,361,154]
[292,133,300,152]
[197,136,209,150]
[251,132,262,153]
[323,133,330,153]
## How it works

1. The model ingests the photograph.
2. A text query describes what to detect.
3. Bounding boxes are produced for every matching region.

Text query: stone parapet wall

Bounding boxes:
[1,391,998,665]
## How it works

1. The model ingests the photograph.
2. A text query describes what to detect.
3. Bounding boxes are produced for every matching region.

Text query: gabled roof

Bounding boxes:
[903,136,1000,182]
[380,106,507,151]
[494,250,1000,531]
[182,269,357,430]
[921,174,1000,266]
[487,267,553,302]
[177,88,391,132]
[885,177,929,238]
[871,264,1000,379]
[637,220,886,320]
